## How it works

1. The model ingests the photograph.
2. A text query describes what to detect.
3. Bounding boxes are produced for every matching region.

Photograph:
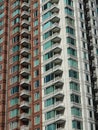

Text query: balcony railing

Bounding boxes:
[20,90,30,98]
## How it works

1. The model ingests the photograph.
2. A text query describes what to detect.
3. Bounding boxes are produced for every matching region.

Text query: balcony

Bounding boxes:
[51,6,59,14]
[43,42,61,54]
[45,114,65,125]
[20,101,29,109]
[85,3,89,11]
[20,48,30,56]
[89,52,94,60]
[21,28,30,37]
[20,57,30,66]
[51,13,60,23]
[21,20,29,28]
[55,114,66,124]
[91,73,97,81]
[21,2,29,10]
[20,68,30,76]
[51,0,59,4]
[96,105,98,113]
[90,62,95,70]
[53,54,62,64]
[20,90,30,98]
[21,11,29,18]
[44,76,64,88]
[21,38,30,46]
[20,125,30,130]
[20,78,30,87]
[54,101,65,111]
[88,43,93,50]
[20,113,29,121]
[86,13,90,21]
[87,32,92,39]
[87,23,91,30]
[51,33,61,42]
[54,90,64,98]
[56,128,64,130]
[43,23,60,34]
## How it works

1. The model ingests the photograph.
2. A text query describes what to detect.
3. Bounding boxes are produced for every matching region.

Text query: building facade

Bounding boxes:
[0,0,98,130]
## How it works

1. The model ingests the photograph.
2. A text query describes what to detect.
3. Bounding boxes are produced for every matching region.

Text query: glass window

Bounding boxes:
[68,58,78,68]
[44,85,54,95]
[10,97,19,106]
[44,73,53,83]
[45,98,54,107]
[70,94,81,104]
[34,80,39,88]
[11,86,19,95]
[45,124,56,130]
[34,19,38,27]
[66,26,75,35]
[34,59,39,67]
[12,9,20,17]
[69,69,79,79]
[34,115,40,125]
[10,121,18,130]
[10,75,19,84]
[34,92,40,101]
[70,82,80,91]
[10,109,18,118]
[71,107,82,117]
[65,7,74,16]
[45,110,55,120]
[72,120,82,129]
[66,37,76,46]
[67,47,77,56]
[64,0,73,6]
[34,69,39,77]
[33,2,38,9]
[34,104,40,112]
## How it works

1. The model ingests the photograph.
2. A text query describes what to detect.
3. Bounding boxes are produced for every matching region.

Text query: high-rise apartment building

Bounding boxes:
[0,0,98,130]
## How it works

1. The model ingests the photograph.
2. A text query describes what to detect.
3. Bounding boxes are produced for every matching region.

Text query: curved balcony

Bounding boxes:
[20,101,29,109]
[20,48,30,56]
[21,20,29,28]
[21,11,29,18]
[21,2,29,10]
[21,38,30,46]
[20,78,30,87]
[20,125,30,130]
[20,57,30,66]
[21,28,30,37]
[20,113,29,121]
[20,90,30,98]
